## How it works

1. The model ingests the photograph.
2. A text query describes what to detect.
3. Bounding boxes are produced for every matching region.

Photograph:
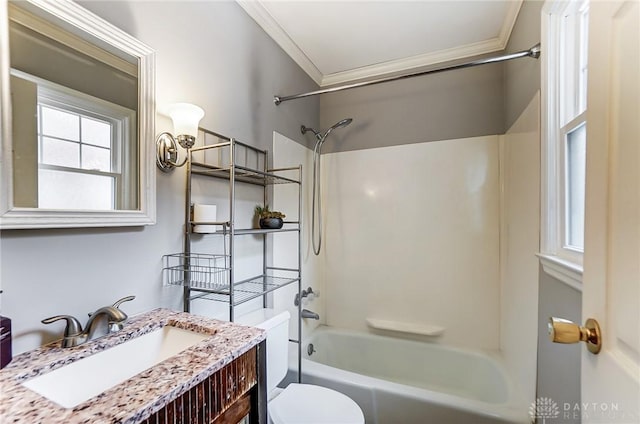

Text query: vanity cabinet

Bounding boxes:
[141,343,267,424]
[0,309,266,423]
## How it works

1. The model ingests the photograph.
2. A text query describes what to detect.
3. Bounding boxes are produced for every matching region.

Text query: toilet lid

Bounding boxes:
[269,384,364,424]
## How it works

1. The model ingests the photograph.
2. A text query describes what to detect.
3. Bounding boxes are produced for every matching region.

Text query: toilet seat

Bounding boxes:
[269,383,364,424]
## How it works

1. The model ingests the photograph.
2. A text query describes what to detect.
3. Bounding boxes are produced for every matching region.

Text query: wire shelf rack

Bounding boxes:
[162,253,230,290]
[164,128,304,383]
[190,163,300,186]
[189,273,300,306]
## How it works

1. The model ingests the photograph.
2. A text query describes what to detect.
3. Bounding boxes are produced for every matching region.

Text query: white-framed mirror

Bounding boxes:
[0,0,156,229]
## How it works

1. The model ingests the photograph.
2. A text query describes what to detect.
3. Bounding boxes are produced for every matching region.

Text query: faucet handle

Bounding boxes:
[42,315,83,336]
[42,315,87,348]
[112,295,135,309]
[304,287,316,300]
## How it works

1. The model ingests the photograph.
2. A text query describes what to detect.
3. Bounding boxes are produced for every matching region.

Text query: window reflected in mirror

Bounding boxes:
[9,6,139,211]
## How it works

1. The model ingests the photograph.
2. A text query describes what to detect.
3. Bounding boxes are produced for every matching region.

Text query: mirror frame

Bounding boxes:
[0,0,156,229]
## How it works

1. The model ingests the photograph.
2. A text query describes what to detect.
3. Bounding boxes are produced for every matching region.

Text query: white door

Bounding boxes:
[582,0,640,422]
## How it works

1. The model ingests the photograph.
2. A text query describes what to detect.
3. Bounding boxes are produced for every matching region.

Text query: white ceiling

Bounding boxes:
[238,0,523,87]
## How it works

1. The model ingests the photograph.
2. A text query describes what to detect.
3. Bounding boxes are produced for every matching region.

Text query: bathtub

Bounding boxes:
[285,326,529,424]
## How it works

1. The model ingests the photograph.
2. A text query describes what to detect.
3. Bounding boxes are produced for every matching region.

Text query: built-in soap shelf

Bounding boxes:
[366,318,445,337]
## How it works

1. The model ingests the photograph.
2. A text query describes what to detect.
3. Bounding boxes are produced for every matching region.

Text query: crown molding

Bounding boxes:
[236,0,323,85]
[320,37,506,87]
[237,0,523,88]
[500,0,524,49]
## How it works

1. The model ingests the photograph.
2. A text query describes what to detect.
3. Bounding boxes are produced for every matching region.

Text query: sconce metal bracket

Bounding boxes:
[156,132,179,172]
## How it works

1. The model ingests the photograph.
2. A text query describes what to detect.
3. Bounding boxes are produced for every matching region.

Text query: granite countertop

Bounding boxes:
[0,308,265,423]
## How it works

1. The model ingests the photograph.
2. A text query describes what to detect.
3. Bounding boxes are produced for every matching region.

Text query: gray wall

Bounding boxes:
[537,269,582,423]
[78,1,318,152]
[504,0,543,130]
[318,61,505,153]
[316,0,545,154]
[0,0,318,354]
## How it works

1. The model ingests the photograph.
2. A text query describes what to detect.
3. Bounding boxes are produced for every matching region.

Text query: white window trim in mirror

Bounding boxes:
[0,0,156,229]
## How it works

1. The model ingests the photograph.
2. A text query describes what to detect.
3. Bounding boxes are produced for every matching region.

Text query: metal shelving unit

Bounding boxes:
[162,127,303,381]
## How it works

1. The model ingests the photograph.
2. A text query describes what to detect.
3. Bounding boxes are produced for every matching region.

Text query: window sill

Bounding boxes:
[536,253,583,292]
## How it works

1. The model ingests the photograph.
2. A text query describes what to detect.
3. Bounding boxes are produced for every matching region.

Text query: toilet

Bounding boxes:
[236,309,364,424]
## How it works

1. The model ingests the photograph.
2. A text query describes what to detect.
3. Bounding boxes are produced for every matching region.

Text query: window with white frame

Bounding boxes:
[541,0,589,282]
[12,70,137,211]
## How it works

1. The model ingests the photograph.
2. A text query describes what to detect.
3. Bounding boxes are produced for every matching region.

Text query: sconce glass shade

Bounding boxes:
[156,103,205,172]
[167,103,205,148]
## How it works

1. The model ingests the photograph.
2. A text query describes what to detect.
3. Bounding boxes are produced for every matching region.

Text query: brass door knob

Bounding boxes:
[548,317,602,354]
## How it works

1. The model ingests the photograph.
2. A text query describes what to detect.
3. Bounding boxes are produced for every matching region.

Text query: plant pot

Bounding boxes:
[259,217,283,229]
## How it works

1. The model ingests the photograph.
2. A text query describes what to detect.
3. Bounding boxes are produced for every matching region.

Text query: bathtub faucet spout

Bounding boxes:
[301,309,320,320]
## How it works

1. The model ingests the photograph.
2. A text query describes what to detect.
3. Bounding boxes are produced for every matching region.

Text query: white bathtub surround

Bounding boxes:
[289,326,529,424]
[272,132,325,339]
[322,135,501,350]
[272,130,540,419]
[498,92,540,405]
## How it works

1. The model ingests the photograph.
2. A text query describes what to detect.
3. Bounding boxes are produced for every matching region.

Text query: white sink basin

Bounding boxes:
[22,325,209,408]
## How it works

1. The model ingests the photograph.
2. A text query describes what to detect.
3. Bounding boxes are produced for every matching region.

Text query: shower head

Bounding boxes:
[301,118,353,146]
[318,118,353,145]
[321,118,353,141]
[330,118,353,130]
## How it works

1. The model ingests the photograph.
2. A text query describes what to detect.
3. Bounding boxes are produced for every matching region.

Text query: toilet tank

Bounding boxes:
[236,308,290,392]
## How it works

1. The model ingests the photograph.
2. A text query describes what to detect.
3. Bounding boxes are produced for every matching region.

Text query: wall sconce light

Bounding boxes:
[156,103,205,172]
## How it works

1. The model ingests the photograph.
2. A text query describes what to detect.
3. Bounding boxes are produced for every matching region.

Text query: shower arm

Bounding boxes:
[274,44,541,105]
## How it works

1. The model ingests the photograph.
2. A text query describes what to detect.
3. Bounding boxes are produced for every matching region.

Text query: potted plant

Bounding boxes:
[255,205,285,229]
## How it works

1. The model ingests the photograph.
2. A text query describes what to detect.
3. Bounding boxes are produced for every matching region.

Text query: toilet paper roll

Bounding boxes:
[193,204,219,233]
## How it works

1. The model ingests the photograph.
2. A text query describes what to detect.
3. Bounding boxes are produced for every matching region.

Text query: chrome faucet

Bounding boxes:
[87,295,135,333]
[301,309,320,320]
[42,295,135,348]
[84,306,128,336]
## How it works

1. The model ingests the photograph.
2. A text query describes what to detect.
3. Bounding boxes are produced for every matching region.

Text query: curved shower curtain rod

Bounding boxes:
[274,44,541,105]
